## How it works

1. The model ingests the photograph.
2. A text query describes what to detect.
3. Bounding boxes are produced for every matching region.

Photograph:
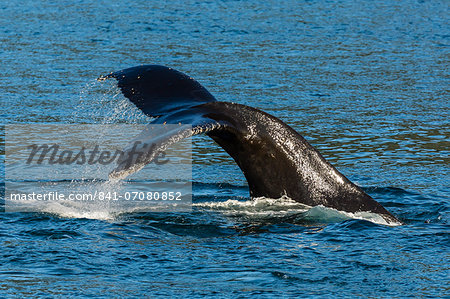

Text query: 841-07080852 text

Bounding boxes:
[98,191,183,201]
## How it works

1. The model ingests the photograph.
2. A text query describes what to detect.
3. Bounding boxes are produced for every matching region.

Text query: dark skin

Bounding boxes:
[103,65,402,225]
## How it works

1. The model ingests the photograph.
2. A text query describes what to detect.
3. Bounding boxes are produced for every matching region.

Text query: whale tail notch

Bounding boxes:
[102,65,403,226]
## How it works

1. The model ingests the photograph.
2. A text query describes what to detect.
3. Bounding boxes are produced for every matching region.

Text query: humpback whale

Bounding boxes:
[99,65,402,225]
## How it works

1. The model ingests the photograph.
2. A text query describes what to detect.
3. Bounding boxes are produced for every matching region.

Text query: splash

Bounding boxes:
[304,205,403,226]
[7,179,125,220]
[193,196,310,218]
[194,196,403,226]
[71,79,150,124]
[33,80,151,219]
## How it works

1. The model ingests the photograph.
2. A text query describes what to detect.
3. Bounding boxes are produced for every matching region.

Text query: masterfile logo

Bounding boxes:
[4,124,192,213]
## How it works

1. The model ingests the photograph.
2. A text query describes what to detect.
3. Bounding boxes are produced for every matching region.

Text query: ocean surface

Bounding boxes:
[1,0,449,297]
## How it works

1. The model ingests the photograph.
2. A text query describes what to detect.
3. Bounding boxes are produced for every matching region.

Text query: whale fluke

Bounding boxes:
[99,65,216,117]
[103,65,402,225]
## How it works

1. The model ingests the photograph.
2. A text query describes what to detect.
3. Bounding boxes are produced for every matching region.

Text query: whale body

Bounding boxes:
[100,65,402,225]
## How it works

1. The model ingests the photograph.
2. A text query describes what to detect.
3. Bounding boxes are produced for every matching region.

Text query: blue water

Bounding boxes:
[1,0,449,297]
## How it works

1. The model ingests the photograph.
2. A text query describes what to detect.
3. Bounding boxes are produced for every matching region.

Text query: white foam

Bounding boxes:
[194,196,311,217]
[10,181,401,226]
[41,201,116,220]
[194,196,403,226]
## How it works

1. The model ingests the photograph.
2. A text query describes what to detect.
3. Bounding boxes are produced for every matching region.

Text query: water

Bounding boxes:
[1,0,449,297]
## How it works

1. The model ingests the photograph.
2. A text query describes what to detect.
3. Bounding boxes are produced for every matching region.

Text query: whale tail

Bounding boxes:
[98,65,217,116]
[102,65,402,225]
